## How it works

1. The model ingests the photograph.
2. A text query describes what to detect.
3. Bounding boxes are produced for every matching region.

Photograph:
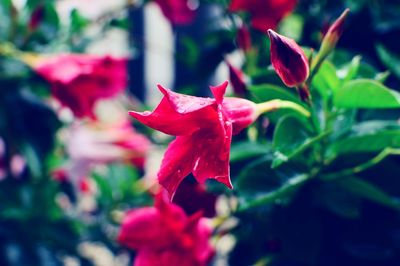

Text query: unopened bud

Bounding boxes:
[267,29,309,87]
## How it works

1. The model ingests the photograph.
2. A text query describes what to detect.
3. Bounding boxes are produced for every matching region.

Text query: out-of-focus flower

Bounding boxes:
[0,138,5,180]
[155,0,196,25]
[229,0,297,32]
[29,5,45,31]
[227,61,248,96]
[237,25,252,52]
[267,29,309,87]
[34,54,127,118]
[118,192,214,266]
[129,81,258,198]
[67,120,150,170]
[314,9,350,68]
[173,178,217,218]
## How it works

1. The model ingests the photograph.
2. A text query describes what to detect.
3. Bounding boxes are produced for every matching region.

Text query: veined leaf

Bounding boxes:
[334,79,400,108]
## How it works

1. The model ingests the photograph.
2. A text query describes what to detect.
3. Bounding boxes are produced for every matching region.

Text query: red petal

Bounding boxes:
[192,121,233,189]
[118,208,167,249]
[135,249,199,266]
[209,81,228,104]
[158,85,215,114]
[158,136,197,199]
[129,86,219,136]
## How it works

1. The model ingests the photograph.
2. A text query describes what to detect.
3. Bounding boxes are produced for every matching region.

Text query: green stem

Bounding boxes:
[321,148,400,181]
[256,99,310,117]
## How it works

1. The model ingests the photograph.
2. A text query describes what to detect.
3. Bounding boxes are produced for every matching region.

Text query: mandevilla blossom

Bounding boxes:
[229,0,297,32]
[155,0,196,25]
[237,25,252,52]
[267,29,309,87]
[118,192,214,266]
[129,81,258,198]
[35,54,127,118]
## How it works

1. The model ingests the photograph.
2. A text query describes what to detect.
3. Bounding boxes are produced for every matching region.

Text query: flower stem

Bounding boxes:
[256,99,310,117]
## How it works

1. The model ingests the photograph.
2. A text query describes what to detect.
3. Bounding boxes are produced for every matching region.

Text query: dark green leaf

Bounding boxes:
[272,115,313,167]
[338,176,400,210]
[311,61,340,100]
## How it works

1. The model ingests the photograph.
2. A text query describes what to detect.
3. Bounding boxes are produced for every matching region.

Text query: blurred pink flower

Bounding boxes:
[118,192,214,266]
[155,0,196,25]
[35,54,127,118]
[229,0,297,32]
[129,81,258,199]
[67,121,150,169]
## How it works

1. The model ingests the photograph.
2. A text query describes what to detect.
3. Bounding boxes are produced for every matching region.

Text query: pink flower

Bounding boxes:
[267,29,309,87]
[118,193,214,266]
[129,81,257,198]
[35,54,127,118]
[155,0,196,25]
[229,0,297,32]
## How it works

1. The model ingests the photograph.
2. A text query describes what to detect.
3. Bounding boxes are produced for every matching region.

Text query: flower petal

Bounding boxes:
[129,87,219,136]
[158,85,215,114]
[209,81,228,104]
[158,135,197,199]
[192,121,233,189]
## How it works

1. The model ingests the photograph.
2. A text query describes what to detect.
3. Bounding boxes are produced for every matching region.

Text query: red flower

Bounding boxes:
[155,0,196,25]
[229,0,297,32]
[227,61,248,96]
[267,29,309,87]
[118,193,214,266]
[129,81,257,198]
[35,54,127,118]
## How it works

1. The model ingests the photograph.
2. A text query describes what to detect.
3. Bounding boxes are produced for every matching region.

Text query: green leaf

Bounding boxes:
[311,61,340,99]
[272,115,313,167]
[70,9,89,34]
[248,84,301,104]
[338,177,400,210]
[327,121,400,156]
[230,141,271,162]
[338,55,361,83]
[376,43,400,79]
[334,79,400,109]
[238,174,310,212]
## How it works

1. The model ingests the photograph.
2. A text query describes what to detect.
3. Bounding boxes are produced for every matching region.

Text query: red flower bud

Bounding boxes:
[29,5,45,31]
[267,29,309,87]
[237,25,252,52]
[318,9,350,60]
[227,61,247,96]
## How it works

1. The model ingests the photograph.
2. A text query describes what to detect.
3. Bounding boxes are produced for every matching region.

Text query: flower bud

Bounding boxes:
[317,9,350,63]
[237,25,252,52]
[223,97,257,134]
[267,29,309,87]
[29,5,44,31]
[227,61,247,96]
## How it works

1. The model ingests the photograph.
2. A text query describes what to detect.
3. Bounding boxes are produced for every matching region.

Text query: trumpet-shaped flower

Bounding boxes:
[129,81,257,198]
